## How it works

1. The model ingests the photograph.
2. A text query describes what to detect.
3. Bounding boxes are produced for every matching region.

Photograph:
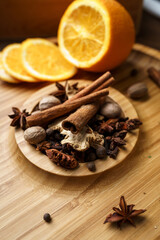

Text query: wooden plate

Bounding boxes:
[15,80,139,177]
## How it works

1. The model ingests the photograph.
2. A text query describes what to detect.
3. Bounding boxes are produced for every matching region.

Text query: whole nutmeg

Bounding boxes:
[100,102,122,119]
[39,95,61,111]
[24,126,46,144]
[96,145,107,159]
[127,82,148,99]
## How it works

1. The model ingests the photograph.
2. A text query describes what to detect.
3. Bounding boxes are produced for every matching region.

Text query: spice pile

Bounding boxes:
[9,71,142,172]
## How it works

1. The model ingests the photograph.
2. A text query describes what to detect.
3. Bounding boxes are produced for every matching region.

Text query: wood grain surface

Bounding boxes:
[15,84,139,177]
[0,44,160,240]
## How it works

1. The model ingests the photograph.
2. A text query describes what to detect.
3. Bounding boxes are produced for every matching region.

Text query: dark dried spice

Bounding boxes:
[50,141,63,151]
[96,145,107,159]
[106,135,126,151]
[85,148,97,162]
[62,143,73,154]
[46,149,79,169]
[43,213,52,223]
[98,121,114,135]
[125,119,142,131]
[8,107,30,130]
[115,118,142,131]
[46,128,54,138]
[107,146,119,159]
[114,130,127,139]
[130,68,138,77]
[53,131,64,141]
[71,82,79,90]
[106,119,119,127]
[104,196,146,228]
[72,150,85,163]
[111,137,126,148]
[36,141,52,152]
[56,82,65,90]
[87,161,96,172]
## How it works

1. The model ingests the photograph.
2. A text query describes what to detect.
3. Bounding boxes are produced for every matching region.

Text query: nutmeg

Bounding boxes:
[127,82,148,99]
[39,95,61,111]
[100,102,122,119]
[24,126,46,144]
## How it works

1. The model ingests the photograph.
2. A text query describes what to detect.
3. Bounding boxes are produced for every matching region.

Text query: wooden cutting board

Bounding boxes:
[0,43,160,240]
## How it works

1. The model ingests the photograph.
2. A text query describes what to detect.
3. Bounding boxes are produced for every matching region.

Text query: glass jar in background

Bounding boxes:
[0,0,143,40]
[117,0,143,33]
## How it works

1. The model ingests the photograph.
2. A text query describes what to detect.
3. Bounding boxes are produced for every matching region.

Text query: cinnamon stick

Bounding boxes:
[26,88,109,127]
[62,103,100,134]
[95,77,115,91]
[65,71,112,103]
[62,76,115,133]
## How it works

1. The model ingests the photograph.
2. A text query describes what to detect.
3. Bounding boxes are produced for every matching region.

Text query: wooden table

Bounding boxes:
[0,43,160,240]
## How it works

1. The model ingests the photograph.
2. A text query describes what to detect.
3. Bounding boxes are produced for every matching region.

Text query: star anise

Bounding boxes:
[8,107,30,130]
[56,82,65,90]
[104,196,146,228]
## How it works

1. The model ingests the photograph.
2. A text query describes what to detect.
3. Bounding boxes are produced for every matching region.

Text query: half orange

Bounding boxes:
[58,0,135,72]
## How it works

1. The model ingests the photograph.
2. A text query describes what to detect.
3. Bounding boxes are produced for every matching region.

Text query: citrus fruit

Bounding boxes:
[0,52,19,83]
[2,44,38,82]
[21,38,77,81]
[58,0,135,72]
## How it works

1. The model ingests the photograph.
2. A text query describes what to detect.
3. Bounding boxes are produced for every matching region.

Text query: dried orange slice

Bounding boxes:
[58,0,135,72]
[21,38,77,81]
[0,52,19,83]
[2,44,38,82]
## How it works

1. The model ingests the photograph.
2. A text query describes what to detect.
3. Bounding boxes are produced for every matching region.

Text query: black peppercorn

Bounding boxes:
[96,145,107,159]
[87,161,96,172]
[130,68,138,77]
[43,213,52,223]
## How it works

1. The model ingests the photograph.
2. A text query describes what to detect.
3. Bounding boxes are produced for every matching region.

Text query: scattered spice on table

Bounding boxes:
[104,196,146,228]
[43,213,52,223]
[8,107,30,130]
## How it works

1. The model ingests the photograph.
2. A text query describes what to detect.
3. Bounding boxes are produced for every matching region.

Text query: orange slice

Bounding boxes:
[58,0,135,72]
[2,44,38,82]
[0,52,20,83]
[21,38,77,81]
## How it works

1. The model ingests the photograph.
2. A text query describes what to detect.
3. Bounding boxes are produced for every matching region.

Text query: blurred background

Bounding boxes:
[0,0,159,50]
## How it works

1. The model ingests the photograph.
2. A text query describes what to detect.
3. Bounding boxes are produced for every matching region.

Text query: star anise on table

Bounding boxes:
[104,196,146,228]
[8,107,30,130]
